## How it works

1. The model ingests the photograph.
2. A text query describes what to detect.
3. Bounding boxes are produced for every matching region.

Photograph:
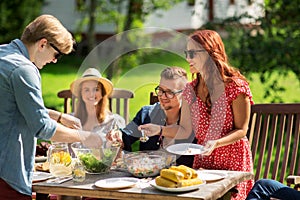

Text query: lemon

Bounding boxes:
[60,152,72,166]
[50,151,72,166]
[51,153,61,164]
[73,168,85,177]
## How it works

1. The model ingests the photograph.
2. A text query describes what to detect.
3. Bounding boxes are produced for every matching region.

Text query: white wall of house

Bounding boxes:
[42,0,264,34]
[42,0,116,33]
[42,0,82,32]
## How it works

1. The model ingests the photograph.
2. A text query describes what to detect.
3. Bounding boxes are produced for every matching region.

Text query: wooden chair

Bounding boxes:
[109,88,134,124]
[150,92,159,105]
[57,89,74,113]
[57,88,134,124]
[247,103,300,188]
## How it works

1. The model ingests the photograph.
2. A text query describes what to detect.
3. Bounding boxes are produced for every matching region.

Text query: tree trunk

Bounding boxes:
[108,0,143,80]
[87,0,97,53]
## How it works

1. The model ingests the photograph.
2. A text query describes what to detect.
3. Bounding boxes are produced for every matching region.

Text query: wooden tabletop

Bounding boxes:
[33,169,253,200]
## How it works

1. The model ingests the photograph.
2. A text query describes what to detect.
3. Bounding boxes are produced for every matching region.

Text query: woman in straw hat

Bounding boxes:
[70,68,125,141]
[58,68,126,200]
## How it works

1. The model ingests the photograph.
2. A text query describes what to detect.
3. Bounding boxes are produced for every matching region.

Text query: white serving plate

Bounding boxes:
[165,143,205,155]
[35,156,47,163]
[197,171,227,182]
[32,171,54,183]
[150,179,205,192]
[95,177,139,189]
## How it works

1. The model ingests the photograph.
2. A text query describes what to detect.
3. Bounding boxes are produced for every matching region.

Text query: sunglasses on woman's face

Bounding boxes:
[184,49,206,59]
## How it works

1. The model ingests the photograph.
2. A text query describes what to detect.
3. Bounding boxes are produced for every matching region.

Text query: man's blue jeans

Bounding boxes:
[246,179,300,200]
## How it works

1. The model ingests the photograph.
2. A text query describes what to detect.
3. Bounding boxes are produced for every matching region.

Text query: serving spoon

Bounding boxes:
[139,129,149,143]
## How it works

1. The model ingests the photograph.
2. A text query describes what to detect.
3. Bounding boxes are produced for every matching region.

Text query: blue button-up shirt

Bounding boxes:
[0,39,57,195]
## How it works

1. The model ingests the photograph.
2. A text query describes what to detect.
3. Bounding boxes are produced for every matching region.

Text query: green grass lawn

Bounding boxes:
[41,54,300,121]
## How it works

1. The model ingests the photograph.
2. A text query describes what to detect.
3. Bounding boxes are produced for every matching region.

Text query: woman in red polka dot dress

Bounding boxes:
[139,30,254,199]
[184,30,254,200]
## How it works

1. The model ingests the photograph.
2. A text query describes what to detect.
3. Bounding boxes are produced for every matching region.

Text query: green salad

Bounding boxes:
[78,149,116,173]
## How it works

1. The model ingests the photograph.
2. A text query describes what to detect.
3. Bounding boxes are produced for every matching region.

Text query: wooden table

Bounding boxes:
[33,169,253,200]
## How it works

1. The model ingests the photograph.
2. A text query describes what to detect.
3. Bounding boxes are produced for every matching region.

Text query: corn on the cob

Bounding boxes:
[178,165,198,178]
[177,178,203,187]
[155,176,177,188]
[160,169,184,182]
[170,165,192,179]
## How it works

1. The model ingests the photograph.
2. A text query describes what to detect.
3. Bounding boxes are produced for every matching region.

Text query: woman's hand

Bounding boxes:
[106,129,123,147]
[201,140,218,156]
[138,124,161,137]
[60,114,82,130]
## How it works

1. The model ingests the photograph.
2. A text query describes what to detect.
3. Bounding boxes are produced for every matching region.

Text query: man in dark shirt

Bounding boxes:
[108,66,196,167]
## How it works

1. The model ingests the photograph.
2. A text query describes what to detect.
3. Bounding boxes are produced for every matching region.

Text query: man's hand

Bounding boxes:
[138,123,161,137]
[78,130,103,149]
[60,114,82,130]
[106,129,123,147]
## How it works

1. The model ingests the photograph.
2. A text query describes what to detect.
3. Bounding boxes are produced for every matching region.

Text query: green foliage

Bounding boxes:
[41,53,300,120]
[0,0,44,43]
[203,0,300,103]
[74,0,186,79]
[3,0,298,111]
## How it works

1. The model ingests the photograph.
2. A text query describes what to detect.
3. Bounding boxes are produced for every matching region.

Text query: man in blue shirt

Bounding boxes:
[0,15,102,199]
[108,67,196,167]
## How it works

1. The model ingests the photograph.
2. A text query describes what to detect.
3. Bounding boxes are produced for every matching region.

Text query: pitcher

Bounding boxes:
[48,142,72,177]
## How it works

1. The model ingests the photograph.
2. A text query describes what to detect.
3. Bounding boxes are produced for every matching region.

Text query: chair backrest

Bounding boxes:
[109,88,134,124]
[57,88,134,124]
[57,89,74,113]
[150,92,159,105]
[247,103,300,183]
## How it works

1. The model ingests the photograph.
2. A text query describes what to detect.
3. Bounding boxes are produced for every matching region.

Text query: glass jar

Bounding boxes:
[48,142,72,177]
[72,159,86,182]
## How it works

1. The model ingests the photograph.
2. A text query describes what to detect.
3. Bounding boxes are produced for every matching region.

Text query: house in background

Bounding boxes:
[42,0,264,53]
[42,0,264,33]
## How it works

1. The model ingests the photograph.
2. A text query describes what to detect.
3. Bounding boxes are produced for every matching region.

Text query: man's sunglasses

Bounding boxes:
[184,50,206,59]
[50,43,64,60]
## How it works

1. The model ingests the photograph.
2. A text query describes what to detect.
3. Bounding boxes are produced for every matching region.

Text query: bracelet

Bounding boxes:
[159,126,163,136]
[57,112,63,123]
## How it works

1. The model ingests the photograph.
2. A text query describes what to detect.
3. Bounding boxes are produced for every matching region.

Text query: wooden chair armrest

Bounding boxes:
[287,175,300,185]
[287,175,300,191]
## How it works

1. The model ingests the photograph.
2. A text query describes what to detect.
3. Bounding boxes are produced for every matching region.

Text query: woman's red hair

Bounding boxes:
[190,30,247,83]
[190,30,248,112]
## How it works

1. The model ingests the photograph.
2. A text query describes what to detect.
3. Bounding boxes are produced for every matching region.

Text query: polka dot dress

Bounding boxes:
[183,79,254,200]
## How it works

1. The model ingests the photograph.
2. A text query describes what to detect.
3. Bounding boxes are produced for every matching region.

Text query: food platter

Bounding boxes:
[150,180,205,192]
[95,177,139,189]
[196,171,226,182]
[165,143,205,155]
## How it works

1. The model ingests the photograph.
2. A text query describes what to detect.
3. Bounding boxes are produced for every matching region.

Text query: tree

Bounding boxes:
[75,0,185,79]
[0,0,44,43]
[204,0,300,102]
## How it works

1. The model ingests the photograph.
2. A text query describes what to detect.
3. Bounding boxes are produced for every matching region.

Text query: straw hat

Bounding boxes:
[70,68,113,97]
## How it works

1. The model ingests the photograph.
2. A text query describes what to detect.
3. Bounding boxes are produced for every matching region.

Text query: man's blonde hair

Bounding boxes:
[21,14,74,54]
[160,66,188,89]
